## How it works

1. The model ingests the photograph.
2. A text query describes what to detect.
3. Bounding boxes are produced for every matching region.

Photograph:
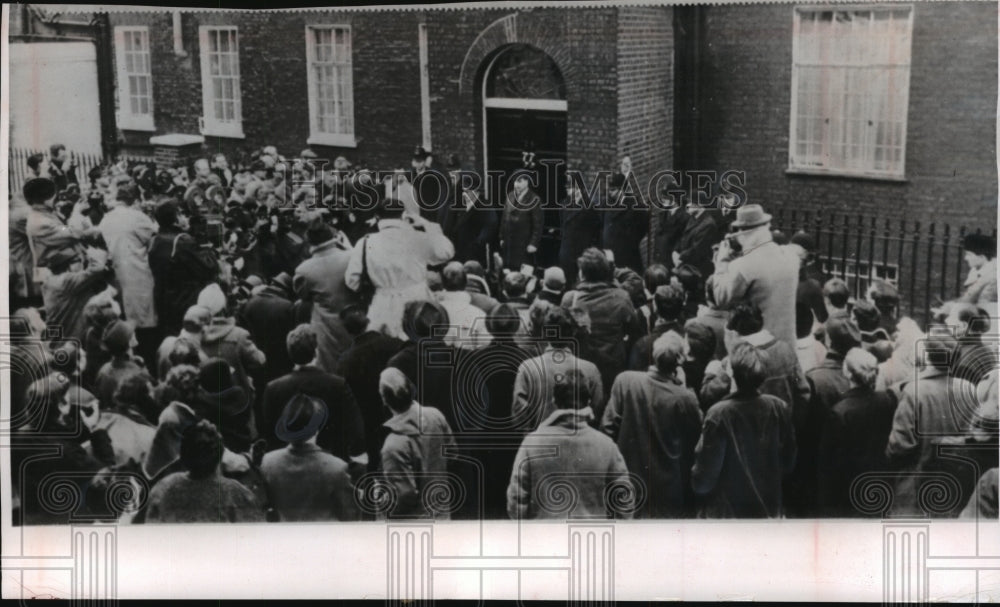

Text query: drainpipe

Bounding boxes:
[91,12,119,158]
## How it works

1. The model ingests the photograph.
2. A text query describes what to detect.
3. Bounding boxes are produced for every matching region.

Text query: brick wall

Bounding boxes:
[696,2,997,229]
[110,7,648,188]
[426,7,620,181]
[616,6,673,183]
[110,10,424,169]
[616,6,674,243]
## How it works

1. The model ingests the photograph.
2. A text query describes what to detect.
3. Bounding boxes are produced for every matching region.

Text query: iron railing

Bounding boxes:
[772,208,997,326]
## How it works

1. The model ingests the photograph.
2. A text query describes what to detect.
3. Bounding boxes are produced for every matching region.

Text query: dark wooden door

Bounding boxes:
[486,107,567,268]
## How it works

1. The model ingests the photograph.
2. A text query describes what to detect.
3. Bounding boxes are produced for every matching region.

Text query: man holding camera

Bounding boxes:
[711,204,800,349]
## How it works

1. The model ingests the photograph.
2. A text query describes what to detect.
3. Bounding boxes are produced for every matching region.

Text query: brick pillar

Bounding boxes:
[149,133,206,171]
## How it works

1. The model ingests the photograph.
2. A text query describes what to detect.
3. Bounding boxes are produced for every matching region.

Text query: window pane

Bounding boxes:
[140,97,150,115]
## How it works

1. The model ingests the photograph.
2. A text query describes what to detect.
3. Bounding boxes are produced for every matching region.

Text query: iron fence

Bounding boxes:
[772,208,997,327]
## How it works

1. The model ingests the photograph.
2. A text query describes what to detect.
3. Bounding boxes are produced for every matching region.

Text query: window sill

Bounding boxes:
[118,119,157,133]
[307,133,357,148]
[785,166,907,183]
[201,124,245,140]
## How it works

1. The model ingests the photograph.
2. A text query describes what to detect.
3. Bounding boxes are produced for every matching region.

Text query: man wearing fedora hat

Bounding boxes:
[712,203,800,349]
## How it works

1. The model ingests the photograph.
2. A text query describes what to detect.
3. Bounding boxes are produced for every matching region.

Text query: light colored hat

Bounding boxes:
[543,267,566,291]
[197,283,227,316]
[730,204,773,231]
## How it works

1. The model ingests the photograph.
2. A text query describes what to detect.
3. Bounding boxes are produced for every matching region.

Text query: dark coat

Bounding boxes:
[500,189,544,270]
[260,365,365,462]
[147,229,218,335]
[145,472,264,523]
[791,352,851,516]
[239,286,311,385]
[336,331,406,471]
[293,240,358,373]
[885,368,977,516]
[558,198,603,282]
[691,391,797,518]
[797,274,827,325]
[628,318,685,372]
[445,337,534,519]
[508,407,633,520]
[674,211,719,276]
[260,442,359,521]
[13,427,113,525]
[652,207,689,267]
[561,281,643,394]
[414,168,449,222]
[601,203,648,273]
[601,369,703,518]
[817,387,898,516]
[387,341,459,429]
[441,197,498,265]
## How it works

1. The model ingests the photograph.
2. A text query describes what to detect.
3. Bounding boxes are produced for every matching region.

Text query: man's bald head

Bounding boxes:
[379,367,414,413]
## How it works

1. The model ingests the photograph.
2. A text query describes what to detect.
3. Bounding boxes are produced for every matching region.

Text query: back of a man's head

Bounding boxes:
[825,316,862,356]
[402,300,449,342]
[672,264,703,297]
[180,420,224,480]
[543,306,578,344]
[577,247,612,283]
[287,323,318,366]
[684,321,716,361]
[379,367,414,414]
[729,342,768,394]
[441,261,467,292]
[922,331,959,371]
[654,284,686,322]
[552,369,592,411]
[727,302,765,337]
[643,263,671,293]
[503,272,528,298]
[652,331,685,376]
[823,278,850,309]
[486,303,522,338]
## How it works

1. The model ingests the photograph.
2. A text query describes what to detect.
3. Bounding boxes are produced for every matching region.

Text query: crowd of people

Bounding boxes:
[7,141,998,523]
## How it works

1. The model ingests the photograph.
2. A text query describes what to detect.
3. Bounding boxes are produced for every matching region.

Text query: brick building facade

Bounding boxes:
[14,3,998,231]
[687,2,997,227]
[103,6,674,194]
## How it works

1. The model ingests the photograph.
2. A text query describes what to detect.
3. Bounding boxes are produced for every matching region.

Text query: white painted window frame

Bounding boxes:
[305,24,356,148]
[113,26,155,132]
[198,25,244,139]
[788,5,913,180]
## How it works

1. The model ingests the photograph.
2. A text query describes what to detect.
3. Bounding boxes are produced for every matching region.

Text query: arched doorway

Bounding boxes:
[481,44,567,266]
